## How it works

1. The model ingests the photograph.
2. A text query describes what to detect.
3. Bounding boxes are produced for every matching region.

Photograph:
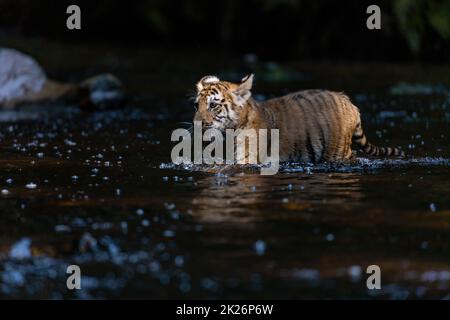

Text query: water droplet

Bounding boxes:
[174,256,184,267]
[348,265,362,281]
[163,230,175,237]
[430,203,437,212]
[9,238,31,260]
[254,240,266,256]
[25,182,37,189]
[64,139,77,146]
[421,241,429,250]
[54,225,71,232]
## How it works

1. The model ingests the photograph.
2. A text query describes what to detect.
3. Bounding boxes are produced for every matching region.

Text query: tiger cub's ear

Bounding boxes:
[196,75,220,92]
[233,74,254,103]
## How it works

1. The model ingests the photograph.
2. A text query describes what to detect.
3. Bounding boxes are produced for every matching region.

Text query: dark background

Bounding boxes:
[1,0,449,62]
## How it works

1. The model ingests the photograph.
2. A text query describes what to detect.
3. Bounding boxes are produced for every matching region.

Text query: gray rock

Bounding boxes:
[0,48,47,104]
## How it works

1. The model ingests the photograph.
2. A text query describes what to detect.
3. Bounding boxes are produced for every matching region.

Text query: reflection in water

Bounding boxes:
[191,172,364,223]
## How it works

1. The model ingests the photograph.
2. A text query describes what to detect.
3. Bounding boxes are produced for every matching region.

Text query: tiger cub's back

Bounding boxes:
[262,90,361,162]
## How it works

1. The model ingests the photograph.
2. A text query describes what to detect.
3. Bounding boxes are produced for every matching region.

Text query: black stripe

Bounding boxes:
[370,146,378,156]
[316,93,332,159]
[317,126,325,162]
[217,83,227,90]
[313,94,328,162]
[294,92,307,101]
[292,143,298,161]
[303,96,321,163]
[224,105,233,121]
[305,134,316,163]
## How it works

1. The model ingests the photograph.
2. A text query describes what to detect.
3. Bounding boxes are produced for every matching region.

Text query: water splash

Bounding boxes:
[159,157,450,175]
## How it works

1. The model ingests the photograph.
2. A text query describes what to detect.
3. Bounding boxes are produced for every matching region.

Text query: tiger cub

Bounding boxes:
[193,74,404,163]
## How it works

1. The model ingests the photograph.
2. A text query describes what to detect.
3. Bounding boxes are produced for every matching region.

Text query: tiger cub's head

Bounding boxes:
[193,74,254,130]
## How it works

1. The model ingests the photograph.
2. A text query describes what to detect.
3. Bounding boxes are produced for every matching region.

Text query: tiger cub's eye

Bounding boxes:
[209,102,219,109]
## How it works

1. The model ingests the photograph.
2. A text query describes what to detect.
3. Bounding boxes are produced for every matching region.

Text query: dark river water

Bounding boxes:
[0,47,449,299]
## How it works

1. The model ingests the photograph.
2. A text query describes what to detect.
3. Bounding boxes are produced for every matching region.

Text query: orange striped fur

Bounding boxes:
[193,74,404,163]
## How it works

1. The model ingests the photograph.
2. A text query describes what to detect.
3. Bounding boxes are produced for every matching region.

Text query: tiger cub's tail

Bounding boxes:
[352,122,405,157]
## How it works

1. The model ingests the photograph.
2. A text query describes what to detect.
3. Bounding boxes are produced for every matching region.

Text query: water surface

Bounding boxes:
[0,50,449,299]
